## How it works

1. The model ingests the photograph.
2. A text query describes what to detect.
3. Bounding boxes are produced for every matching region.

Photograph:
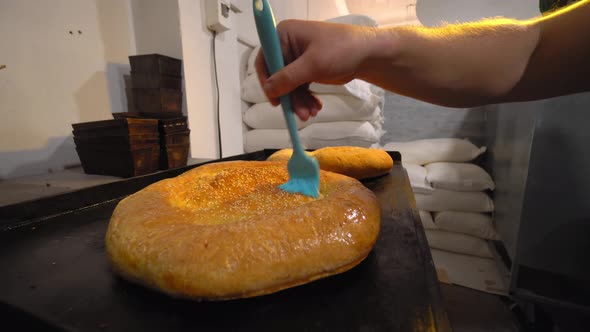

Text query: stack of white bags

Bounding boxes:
[384,138,506,294]
[241,47,386,153]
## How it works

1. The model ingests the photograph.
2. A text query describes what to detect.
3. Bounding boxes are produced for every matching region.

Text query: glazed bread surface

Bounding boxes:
[105,161,381,300]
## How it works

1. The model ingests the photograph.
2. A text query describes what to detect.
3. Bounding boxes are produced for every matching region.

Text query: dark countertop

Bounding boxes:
[0,152,450,331]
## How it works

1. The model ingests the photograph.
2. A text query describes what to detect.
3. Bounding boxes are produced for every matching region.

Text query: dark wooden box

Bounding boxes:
[161,130,190,145]
[131,72,182,90]
[73,134,160,148]
[129,54,182,76]
[159,117,188,134]
[160,143,189,170]
[76,145,160,178]
[112,112,188,135]
[133,88,182,113]
[72,118,159,137]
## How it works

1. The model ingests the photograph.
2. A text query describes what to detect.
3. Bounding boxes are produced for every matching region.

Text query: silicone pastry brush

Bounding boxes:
[253,0,320,198]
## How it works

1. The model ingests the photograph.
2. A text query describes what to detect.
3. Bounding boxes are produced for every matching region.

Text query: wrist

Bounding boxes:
[356,26,406,80]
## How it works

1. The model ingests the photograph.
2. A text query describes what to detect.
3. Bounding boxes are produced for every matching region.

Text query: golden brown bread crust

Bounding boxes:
[266,148,297,161]
[314,146,393,179]
[105,161,380,300]
[267,146,393,180]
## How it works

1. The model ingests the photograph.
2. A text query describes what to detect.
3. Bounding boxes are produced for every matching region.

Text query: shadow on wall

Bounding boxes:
[94,0,133,116]
[484,92,590,276]
[74,71,121,123]
[105,63,132,114]
[76,64,132,122]
[0,135,79,180]
[520,127,590,280]
[516,95,590,281]
[380,92,487,146]
[6,67,129,180]
[483,100,538,258]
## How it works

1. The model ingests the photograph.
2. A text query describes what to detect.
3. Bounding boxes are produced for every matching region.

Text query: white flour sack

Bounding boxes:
[404,163,434,194]
[434,211,500,240]
[241,71,379,104]
[300,121,379,149]
[425,162,495,192]
[425,229,494,258]
[419,210,436,229]
[383,138,486,165]
[244,129,294,153]
[243,94,380,130]
[415,189,494,213]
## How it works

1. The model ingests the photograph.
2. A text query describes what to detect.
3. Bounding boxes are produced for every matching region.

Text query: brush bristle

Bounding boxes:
[278,150,320,198]
[280,178,319,198]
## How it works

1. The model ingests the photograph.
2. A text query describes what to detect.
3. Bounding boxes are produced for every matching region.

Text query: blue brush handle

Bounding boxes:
[253,0,303,153]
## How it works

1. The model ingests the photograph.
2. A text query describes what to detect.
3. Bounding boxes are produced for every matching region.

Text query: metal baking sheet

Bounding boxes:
[0,150,450,331]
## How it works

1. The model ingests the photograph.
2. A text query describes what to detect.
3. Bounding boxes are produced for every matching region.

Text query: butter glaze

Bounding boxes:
[105,161,381,300]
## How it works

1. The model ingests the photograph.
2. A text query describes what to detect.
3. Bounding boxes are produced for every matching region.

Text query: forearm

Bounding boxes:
[358,20,539,107]
[358,0,590,107]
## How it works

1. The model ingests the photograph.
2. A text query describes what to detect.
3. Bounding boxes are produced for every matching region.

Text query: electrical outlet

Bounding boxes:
[206,0,232,33]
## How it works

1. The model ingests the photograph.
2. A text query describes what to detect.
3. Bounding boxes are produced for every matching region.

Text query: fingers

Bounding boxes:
[252,24,322,122]
[309,94,322,117]
[255,51,280,106]
[262,53,316,100]
[291,86,322,121]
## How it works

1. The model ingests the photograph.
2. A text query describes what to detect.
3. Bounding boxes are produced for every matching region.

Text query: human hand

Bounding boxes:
[255,20,376,121]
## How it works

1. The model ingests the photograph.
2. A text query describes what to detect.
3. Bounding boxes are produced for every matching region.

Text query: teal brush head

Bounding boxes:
[279,149,320,198]
[253,0,320,198]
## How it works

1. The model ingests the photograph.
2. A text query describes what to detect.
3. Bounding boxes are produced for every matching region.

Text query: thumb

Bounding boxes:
[263,53,315,99]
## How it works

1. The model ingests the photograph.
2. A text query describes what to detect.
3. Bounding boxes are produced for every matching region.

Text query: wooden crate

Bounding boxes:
[133,88,182,113]
[128,54,182,76]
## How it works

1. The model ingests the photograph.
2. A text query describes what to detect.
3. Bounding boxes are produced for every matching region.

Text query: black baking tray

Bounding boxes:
[0,150,450,331]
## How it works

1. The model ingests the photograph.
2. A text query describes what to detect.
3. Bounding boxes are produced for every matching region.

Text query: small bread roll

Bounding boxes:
[267,146,393,179]
[266,148,294,162]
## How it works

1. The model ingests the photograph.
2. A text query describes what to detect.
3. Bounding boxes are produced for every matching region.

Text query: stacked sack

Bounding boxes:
[241,46,385,153]
[384,138,506,293]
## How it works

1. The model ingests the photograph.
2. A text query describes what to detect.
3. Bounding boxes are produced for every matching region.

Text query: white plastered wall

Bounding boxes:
[177,0,243,159]
[416,0,540,26]
[0,0,135,178]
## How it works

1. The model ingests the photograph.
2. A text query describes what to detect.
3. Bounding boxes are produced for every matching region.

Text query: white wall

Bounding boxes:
[344,0,419,27]
[308,0,348,21]
[234,0,309,45]
[274,1,310,22]
[416,0,540,27]
[128,0,187,128]
[130,0,182,59]
[178,0,245,159]
[0,0,134,179]
[179,0,311,159]
[234,0,260,44]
